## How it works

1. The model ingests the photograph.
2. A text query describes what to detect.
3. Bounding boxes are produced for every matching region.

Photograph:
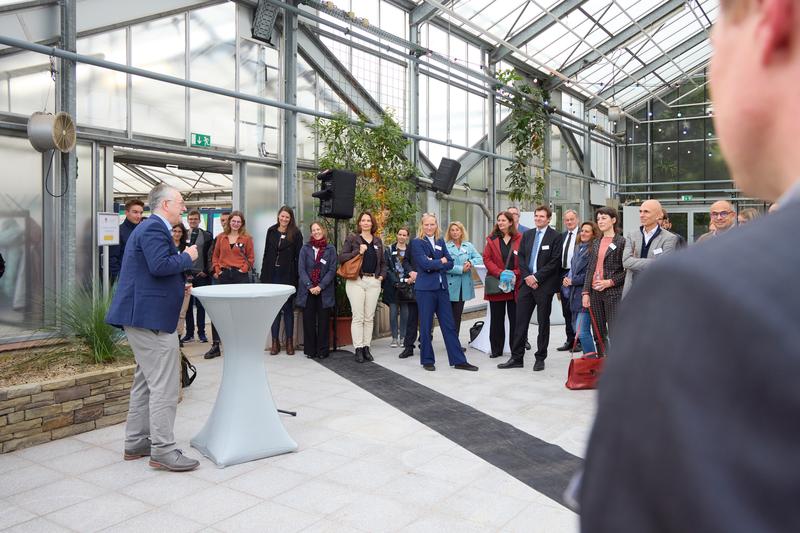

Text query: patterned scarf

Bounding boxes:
[309,237,327,286]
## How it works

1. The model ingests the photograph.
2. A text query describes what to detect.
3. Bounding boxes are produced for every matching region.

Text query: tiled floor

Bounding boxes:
[0,316,592,532]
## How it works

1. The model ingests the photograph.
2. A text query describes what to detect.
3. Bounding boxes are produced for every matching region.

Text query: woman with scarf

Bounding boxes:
[296,221,337,359]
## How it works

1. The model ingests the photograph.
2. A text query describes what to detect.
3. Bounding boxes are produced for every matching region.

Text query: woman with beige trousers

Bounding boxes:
[338,211,387,364]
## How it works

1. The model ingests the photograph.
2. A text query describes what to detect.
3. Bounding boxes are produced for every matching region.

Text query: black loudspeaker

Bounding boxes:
[312,169,356,220]
[431,158,461,195]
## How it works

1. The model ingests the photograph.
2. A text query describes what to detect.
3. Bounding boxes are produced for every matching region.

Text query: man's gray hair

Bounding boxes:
[564,209,578,217]
[148,183,177,212]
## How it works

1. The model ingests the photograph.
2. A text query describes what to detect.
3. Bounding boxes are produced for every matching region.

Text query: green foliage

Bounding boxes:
[45,287,131,364]
[314,112,418,237]
[495,69,550,207]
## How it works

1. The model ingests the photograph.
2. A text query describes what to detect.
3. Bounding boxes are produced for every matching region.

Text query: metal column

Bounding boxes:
[60,0,77,305]
[408,23,420,170]
[282,1,298,210]
[583,114,593,216]
[487,62,497,217]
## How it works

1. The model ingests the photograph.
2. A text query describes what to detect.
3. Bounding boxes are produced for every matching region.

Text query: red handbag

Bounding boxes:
[566,307,605,390]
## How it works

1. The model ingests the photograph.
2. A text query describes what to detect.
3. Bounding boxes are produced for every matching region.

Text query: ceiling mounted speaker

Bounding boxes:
[608,106,622,122]
[27,111,76,153]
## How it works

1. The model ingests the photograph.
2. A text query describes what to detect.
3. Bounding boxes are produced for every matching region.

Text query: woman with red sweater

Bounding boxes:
[482,211,522,359]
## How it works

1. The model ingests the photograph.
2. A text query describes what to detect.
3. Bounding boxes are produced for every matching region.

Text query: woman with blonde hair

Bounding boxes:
[410,213,478,372]
[445,221,483,344]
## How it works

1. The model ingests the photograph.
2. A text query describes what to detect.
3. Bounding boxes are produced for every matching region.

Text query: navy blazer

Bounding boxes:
[296,243,337,309]
[106,216,193,333]
[567,242,591,315]
[518,226,564,294]
[409,237,453,292]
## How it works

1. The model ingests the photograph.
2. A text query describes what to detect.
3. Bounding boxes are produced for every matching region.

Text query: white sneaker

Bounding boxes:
[398,337,404,347]
[390,338,398,347]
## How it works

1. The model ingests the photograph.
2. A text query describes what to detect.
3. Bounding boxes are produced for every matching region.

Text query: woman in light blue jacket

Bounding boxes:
[445,221,483,343]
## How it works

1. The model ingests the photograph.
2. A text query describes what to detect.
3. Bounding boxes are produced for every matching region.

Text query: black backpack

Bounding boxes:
[469,320,484,343]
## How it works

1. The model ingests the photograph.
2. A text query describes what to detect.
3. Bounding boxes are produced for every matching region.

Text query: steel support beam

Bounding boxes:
[548,0,685,90]
[410,2,441,25]
[282,1,298,210]
[60,0,77,306]
[589,30,707,107]
[491,0,586,63]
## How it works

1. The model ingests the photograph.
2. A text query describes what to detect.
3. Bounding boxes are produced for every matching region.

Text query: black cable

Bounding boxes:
[43,149,70,198]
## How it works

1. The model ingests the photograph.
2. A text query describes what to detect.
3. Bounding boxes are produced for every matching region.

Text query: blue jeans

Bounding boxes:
[389,302,409,339]
[573,310,597,355]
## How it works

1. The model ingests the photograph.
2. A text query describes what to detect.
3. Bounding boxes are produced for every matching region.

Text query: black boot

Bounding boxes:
[204,342,221,359]
[363,346,374,362]
[398,346,413,359]
[354,347,365,363]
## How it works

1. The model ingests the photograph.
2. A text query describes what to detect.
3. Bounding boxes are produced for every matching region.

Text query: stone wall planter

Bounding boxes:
[0,365,135,453]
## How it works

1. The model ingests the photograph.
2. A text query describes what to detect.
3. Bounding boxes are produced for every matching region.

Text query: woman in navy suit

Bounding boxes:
[563,221,599,354]
[409,213,478,372]
[296,221,337,359]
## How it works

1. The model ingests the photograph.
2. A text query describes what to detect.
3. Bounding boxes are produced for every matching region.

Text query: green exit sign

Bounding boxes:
[681,194,694,201]
[191,133,211,147]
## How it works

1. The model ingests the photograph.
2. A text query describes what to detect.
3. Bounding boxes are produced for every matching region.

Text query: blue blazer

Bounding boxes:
[410,237,453,292]
[445,240,483,302]
[296,243,337,309]
[567,242,591,315]
[106,216,193,333]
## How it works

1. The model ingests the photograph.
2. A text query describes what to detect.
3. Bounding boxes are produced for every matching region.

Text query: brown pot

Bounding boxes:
[330,316,353,348]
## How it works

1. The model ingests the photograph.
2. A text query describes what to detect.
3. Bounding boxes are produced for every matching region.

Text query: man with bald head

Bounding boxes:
[580,0,800,528]
[696,200,736,242]
[621,199,679,297]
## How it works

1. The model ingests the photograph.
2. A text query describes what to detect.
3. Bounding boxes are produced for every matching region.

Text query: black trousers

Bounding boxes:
[559,273,575,344]
[511,286,553,361]
[184,274,211,337]
[210,269,249,343]
[489,299,516,358]
[402,301,419,348]
[450,300,466,340]
[302,294,331,357]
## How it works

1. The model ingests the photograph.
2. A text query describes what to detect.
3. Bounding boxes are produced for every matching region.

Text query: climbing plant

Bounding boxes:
[495,69,550,207]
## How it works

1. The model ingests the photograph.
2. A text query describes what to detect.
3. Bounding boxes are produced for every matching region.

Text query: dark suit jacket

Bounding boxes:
[518,226,563,295]
[296,243,337,309]
[582,234,626,299]
[109,218,138,278]
[105,216,192,333]
[409,237,452,292]
[260,225,302,286]
[580,201,800,532]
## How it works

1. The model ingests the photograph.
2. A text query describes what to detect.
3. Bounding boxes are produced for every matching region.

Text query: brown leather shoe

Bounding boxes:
[286,339,295,355]
[270,339,279,355]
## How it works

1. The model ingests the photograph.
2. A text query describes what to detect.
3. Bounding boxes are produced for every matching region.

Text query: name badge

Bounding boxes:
[392,250,397,255]
[653,248,663,255]
[434,245,442,251]
[280,234,286,239]
[513,250,518,255]
[542,245,550,250]
[609,243,617,250]
[320,258,327,264]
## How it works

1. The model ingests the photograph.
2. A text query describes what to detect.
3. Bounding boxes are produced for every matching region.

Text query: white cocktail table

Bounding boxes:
[469,265,511,354]
[189,283,298,467]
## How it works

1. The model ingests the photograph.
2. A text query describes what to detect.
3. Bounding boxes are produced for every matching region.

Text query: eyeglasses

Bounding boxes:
[710,211,731,218]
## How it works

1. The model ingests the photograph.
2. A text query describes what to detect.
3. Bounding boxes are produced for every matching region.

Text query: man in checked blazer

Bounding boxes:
[499,205,563,372]
[621,199,679,298]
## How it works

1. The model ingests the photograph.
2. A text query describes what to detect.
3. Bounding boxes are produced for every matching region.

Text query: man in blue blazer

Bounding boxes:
[410,214,478,371]
[580,1,800,529]
[106,184,200,472]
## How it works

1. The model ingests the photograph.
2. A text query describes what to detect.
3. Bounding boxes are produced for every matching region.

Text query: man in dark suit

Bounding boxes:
[106,184,200,472]
[499,205,562,371]
[556,209,579,352]
[579,0,800,529]
[108,199,144,282]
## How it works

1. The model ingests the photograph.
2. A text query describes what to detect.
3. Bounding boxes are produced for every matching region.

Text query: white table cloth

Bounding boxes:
[190,283,298,467]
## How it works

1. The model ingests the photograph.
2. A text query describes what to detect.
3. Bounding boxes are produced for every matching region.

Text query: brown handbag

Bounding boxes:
[337,253,363,280]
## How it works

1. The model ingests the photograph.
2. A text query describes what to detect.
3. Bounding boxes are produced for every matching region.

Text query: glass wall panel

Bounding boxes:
[190,3,236,148]
[245,163,280,269]
[239,39,280,157]
[296,58,317,161]
[0,136,44,340]
[77,30,127,130]
[131,15,186,139]
[75,143,95,291]
[0,50,56,116]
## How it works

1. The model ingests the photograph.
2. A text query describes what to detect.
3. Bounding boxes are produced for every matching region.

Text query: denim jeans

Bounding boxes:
[573,310,597,355]
[389,302,409,339]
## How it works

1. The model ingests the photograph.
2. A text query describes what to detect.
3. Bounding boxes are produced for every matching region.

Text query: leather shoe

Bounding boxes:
[453,363,478,371]
[423,364,435,371]
[354,347,365,363]
[489,353,502,358]
[270,339,280,355]
[570,342,583,353]
[533,359,545,371]
[398,346,414,359]
[198,334,208,343]
[525,340,531,350]
[556,342,572,352]
[203,343,221,359]
[363,346,374,362]
[123,439,151,460]
[286,339,295,355]
[149,449,199,472]
[497,358,523,369]
[180,334,194,343]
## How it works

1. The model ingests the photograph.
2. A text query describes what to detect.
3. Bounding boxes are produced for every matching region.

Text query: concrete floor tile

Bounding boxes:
[45,492,151,532]
[121,470,214,506]
[1,517,72,533]
[77,456,161,491]
[325,494,418,532]
[165,485,261,525]
[319,458,406,491]
[15,437,91,463]
[500,500,579,533]
[267,447,353,476]
[42,446,121,476]
[0,454,34,475]
[223,465,310,500]
[273,478,362,516]
[99,509,204,533]
[0,503,37,530]
[438,486,529,528]
[213,501,322,533]
[8,477,105,516]
[0,464,65,499]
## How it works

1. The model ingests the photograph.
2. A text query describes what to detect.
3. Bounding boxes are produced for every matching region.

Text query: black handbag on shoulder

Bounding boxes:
[236,243,259,283]
[181,354,196,388]
[394,281,415,302]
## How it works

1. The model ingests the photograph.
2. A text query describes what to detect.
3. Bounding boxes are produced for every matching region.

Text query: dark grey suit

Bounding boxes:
[580,201,800,532]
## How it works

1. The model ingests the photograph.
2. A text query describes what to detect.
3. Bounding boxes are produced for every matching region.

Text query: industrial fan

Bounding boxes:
[27,111,76,153]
